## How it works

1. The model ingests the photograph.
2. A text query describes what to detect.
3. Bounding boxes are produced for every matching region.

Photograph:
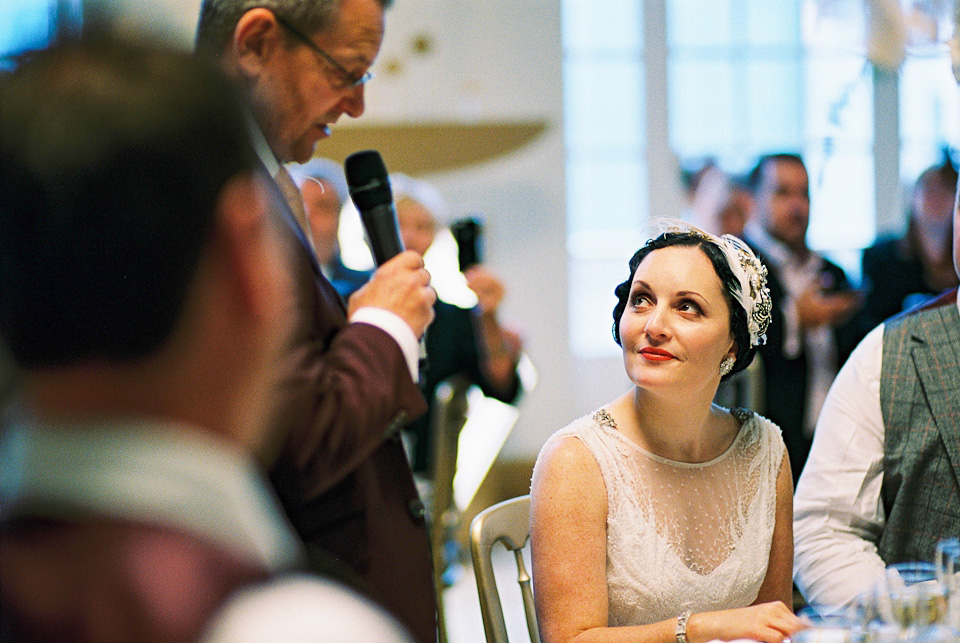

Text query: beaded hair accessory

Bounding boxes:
[647,219,772,348]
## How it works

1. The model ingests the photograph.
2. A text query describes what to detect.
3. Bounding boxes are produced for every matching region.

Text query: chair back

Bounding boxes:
[469,494,540,643]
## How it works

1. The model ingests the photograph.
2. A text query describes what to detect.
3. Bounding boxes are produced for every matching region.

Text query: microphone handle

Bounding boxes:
[359,201,429,376]
[360,203,404,267]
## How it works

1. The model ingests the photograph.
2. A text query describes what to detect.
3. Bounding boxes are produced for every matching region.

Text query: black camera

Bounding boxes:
[450,216,483,272]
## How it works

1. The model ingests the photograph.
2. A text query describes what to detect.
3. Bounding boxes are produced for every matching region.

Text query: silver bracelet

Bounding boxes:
[676,610,692,643]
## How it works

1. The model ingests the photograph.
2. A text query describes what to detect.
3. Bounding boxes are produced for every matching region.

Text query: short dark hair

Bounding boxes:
[746,153,806,194]
[0,31,256,367]
[195,0,394,58]
[611,232,756,381]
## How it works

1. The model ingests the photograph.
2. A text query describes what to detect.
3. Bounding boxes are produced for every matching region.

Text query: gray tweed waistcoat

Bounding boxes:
[878,289,960,565]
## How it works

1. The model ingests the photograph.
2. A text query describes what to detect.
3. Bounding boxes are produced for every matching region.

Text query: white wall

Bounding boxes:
[125,0,633,461]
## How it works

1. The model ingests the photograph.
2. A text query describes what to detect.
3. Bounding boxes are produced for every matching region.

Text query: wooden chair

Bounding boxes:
[469,495,540,643]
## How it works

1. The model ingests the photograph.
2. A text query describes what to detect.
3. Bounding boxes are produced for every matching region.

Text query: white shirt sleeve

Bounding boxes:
[201,575,415,643]
[348,307,420,382]
[793,324,888,611]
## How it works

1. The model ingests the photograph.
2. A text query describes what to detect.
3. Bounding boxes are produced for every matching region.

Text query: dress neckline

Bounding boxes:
[592,407,753,469]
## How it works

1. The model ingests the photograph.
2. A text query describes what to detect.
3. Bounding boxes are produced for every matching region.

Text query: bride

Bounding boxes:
[530,222,803,643]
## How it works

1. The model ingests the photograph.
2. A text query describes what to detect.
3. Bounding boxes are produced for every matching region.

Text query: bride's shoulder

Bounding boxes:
[727,409,785,455]
[534,411,607,472]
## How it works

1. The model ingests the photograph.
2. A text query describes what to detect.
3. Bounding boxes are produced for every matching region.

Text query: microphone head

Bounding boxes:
[345,150,393,211]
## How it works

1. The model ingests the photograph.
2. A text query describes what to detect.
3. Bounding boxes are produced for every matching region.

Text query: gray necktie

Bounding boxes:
[274,166,318,256]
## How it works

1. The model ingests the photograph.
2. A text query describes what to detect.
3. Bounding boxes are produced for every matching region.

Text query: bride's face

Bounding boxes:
[619,245,736,395]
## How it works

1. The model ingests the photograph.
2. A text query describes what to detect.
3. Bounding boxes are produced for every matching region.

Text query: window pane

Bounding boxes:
[899,53,960,181]
[668,59,736,155]
[746,0,801,46]
[564,60,644,149]
[805,148,875,251]
[566,158,647,235]
[804,53,873,145]
[667,0,733,48]
[744,59,804,149]
[562,0,642,52]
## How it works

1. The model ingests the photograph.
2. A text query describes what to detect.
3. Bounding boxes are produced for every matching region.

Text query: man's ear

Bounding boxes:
[232,8,284,78]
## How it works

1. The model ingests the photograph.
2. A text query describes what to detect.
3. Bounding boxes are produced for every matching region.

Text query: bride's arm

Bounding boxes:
[530,435,803,643]
[752,448,796,610]
[530,437,688,643]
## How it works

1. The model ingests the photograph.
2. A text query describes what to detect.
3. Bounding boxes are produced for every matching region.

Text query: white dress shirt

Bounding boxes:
[793,294,960,611]
[0,418,303,569]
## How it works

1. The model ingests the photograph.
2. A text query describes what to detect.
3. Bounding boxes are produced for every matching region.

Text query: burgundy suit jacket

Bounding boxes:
[261,167,436,643]
[0,518,269,643]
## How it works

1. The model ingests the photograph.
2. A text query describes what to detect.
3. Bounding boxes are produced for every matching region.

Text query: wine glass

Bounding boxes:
[934,538,960,630]
[877,562,946,641]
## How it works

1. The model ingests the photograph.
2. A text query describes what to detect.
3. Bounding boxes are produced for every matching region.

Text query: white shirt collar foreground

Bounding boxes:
[0,418,303,572]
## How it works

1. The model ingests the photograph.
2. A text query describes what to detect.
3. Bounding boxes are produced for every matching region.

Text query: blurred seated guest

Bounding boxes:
[716,183,753,239]
[291,158,372,298]
[744,153,862,484]
[793,174,960,613]
[393,176,524,586]
[682,160,752,238]
[0,32,412,643]
[852,156,958,343]
[531,222,804,643]
[392,175,524,482]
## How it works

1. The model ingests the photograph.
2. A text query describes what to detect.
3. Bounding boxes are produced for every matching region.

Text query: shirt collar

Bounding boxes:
[246,111,282,179]
[745,219,820,272]
[0,418,303,572]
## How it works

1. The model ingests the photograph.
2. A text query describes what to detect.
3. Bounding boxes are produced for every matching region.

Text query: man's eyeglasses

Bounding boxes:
[273,13,372,89]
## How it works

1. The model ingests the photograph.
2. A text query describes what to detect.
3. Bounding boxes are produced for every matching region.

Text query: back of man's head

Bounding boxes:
[0,31,256,368]
[196,0,339,57]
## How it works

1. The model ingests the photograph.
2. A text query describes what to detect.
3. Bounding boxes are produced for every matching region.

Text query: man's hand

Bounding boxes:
[464,265,505,315]
[796,287,862,329]
[348,250,436,338]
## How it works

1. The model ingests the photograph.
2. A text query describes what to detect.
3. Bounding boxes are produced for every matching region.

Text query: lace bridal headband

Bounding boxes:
[646,219,772,348]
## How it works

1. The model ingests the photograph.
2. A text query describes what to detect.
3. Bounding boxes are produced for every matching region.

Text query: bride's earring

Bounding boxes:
[719,357,735,377]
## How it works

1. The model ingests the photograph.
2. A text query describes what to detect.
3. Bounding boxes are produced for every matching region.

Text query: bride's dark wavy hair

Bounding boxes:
[611,231,756,381]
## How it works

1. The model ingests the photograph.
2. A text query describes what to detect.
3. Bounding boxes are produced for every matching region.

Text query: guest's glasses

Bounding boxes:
[273,13,373,89]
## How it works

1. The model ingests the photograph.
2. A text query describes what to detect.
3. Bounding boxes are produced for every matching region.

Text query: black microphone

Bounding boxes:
[344,149,429,375]
[344,150,404,266]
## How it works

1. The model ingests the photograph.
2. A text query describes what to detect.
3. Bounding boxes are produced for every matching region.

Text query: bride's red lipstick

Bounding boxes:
[639,347,675,361]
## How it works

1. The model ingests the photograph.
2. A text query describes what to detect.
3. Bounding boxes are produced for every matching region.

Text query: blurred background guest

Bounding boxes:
[291,158,372,299]
[682,159,752,238]
[0,30,411,643]
[392,174,525,586]
[744,153,863,484]
[849,154,959,345]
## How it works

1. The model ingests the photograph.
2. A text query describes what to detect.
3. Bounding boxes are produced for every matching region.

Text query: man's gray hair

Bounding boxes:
[195,0,390,57]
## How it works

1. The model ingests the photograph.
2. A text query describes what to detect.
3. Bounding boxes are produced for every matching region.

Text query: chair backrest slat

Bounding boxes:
[469,494,541,643]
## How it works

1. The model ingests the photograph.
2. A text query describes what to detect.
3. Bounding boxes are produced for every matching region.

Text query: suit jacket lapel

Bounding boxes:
[256,160,323,278]
[910,304,960,489]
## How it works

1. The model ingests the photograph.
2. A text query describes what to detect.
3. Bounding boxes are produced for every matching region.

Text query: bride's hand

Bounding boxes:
[688,601,805,643]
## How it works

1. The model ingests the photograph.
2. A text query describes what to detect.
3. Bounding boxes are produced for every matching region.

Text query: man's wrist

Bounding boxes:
[349,306,420,381]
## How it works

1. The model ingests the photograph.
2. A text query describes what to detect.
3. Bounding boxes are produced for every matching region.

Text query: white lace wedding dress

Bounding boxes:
[535,407,784,626]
